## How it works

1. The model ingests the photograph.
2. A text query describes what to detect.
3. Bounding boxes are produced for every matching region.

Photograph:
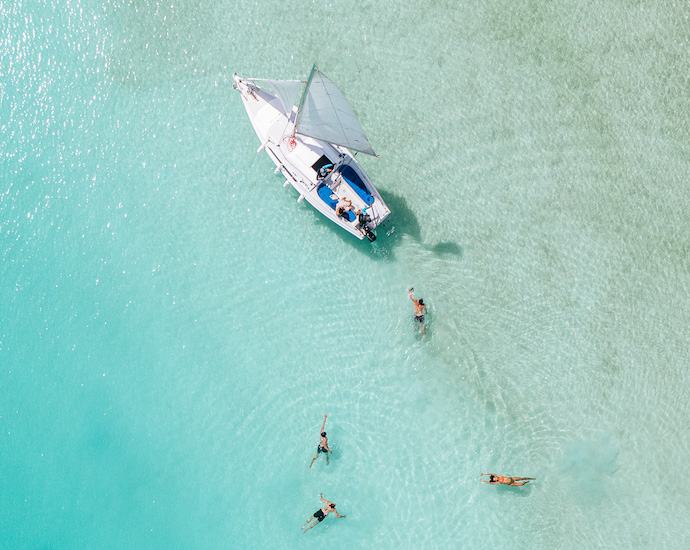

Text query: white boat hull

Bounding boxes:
[233,75,390,241]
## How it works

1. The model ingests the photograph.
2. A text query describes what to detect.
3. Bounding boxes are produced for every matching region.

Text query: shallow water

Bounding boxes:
[2,0,689,548]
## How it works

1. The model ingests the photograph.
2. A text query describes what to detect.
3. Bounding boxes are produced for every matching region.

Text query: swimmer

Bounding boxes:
[302,493,345,533]
[480,473,535,486]
[309,414,332,468]
[409,287,428,336]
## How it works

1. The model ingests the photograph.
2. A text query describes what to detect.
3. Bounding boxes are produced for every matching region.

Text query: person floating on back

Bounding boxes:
[309,413,332,468]
[480,473,535,486]
[302,493,346,533]
[409,287,428,336]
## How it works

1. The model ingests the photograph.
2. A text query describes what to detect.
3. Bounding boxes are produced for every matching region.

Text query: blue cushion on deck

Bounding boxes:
[340,165,374,206]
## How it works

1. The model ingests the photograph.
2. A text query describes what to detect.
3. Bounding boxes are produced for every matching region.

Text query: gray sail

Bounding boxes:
[251,79,303,116]
[295,66,376,156]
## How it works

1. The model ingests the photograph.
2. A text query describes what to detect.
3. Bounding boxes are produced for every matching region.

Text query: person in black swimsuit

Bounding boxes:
[317,163,334,180]
[309,414,332,468]
[302,493,345,532]
[409,287,428,336]
[356,206,371,227]
[335,198,353,220]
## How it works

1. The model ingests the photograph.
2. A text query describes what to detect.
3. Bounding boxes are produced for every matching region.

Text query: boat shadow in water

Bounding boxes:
[430,240,463,257]
[369,191,464,261]
[307,190,464,261]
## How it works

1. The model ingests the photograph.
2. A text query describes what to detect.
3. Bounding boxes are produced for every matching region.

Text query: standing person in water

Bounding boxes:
[302,493,346,533]
[480,473,535,486]
[409,287,428,336]
[309,414,332,468]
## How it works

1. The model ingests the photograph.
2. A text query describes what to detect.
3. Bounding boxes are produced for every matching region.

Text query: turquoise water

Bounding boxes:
[2,0,690,548]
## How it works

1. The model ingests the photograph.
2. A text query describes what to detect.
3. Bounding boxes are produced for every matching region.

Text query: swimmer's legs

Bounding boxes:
[509,478,535,486]
[302,519,320,533]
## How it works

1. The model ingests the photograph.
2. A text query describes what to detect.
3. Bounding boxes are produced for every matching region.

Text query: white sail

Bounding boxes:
[250,79,303,116]
[295,66,376,157]
[234,72,391,241]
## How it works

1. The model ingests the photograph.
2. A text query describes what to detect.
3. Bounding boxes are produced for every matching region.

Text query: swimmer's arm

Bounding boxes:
[321,414,327,432]
[319,493,326,503]
[335,511,346,518]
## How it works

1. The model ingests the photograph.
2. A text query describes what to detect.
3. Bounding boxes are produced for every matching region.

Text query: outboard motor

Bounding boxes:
[364,226,376,242]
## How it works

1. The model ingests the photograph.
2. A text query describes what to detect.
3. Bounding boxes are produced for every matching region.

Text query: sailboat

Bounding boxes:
[233,65,390,241]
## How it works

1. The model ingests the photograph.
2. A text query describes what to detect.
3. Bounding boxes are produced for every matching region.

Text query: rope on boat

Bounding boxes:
[282,134,297,151]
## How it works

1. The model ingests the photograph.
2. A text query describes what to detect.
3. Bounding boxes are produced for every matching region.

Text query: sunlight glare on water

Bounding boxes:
[1,0,689,548]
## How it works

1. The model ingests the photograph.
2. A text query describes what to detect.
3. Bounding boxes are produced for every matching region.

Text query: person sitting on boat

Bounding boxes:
[356,205,371,226]
[480,473,535,486]
[356,206,377,241]
[317,163,334,180]
[335,198,353,219]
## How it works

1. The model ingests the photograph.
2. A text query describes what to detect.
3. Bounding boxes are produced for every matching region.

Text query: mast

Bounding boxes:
[294,64,317,135]
[293,65,376,156]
